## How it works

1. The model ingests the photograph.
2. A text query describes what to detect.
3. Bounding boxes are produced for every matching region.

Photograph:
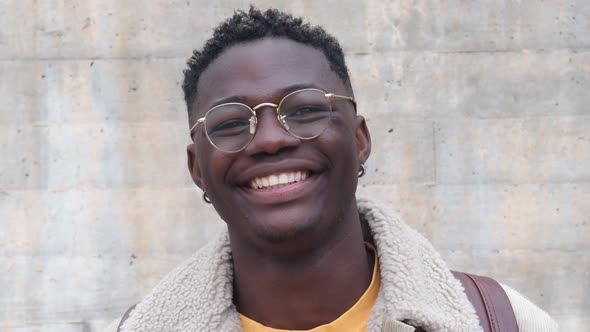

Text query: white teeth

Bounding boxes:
[269,175,279,186]
[279,173,288,184]
[261,177,270,188]
[249,171,310,189]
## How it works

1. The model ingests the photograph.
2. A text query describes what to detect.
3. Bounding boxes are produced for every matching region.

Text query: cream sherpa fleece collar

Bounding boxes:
[119,198,482,332]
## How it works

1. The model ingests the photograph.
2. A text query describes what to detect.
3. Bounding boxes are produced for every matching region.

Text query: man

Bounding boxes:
[105,7,557,332]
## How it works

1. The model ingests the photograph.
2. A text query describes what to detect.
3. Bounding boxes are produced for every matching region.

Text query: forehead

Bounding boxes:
[193,37,347,113]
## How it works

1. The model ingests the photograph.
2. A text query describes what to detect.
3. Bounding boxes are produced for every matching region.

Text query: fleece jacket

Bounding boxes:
[104,198,558,332]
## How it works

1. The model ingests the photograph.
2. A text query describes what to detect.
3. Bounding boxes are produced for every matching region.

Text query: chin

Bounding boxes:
[225,194,346,251]
[253,215,321,244]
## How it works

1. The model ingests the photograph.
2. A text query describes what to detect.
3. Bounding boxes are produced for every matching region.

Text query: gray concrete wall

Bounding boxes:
[1,1,588,330]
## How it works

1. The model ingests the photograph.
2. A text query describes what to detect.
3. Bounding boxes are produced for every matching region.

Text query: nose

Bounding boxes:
[244,107,300,156]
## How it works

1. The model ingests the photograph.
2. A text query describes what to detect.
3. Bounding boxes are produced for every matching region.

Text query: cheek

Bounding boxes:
[324,119,358,158]
[197,143,231,193]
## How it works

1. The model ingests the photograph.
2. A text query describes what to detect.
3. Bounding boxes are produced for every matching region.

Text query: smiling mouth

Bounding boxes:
[248,171,311,190]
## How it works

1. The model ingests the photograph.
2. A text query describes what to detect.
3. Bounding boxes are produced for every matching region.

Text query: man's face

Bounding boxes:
[187,37,370,249]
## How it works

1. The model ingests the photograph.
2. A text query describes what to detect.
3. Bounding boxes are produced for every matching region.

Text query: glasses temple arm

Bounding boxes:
[328,94,357,113]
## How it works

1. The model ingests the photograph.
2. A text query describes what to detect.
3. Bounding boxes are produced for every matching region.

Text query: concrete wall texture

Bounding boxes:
[0,0,588,330]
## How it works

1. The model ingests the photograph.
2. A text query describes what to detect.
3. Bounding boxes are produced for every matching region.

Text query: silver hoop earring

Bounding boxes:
[358,163,366,178]
[203,192,211,204]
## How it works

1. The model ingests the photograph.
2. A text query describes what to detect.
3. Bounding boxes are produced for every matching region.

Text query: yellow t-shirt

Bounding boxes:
[239,245,381,332]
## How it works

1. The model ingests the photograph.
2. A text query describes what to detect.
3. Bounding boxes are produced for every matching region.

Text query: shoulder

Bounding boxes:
[101,231,235,331]
[500,283,559,332]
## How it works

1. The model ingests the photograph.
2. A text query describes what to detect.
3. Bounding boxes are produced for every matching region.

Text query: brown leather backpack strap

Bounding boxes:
[116,304,137,332]
[452,271,519,332]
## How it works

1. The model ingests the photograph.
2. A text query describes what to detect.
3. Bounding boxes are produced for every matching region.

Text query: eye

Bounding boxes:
[284,105,329,120]
[215,119,248,130]
[294,107,321,116]
[209,119,249,137]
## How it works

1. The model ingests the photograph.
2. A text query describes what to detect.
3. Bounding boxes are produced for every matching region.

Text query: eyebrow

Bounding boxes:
[208,83,325,108]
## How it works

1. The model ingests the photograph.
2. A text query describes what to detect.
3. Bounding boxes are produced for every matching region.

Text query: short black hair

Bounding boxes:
[182,6,352,121]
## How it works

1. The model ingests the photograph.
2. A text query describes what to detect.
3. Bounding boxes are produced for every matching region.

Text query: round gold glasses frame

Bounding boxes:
[189,88,356,153]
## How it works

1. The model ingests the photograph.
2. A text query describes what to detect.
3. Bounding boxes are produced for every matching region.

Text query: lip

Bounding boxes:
[239,171,322,205]
[234,159,325,186]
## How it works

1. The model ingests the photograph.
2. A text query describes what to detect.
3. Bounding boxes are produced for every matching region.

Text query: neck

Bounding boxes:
[230,203,373,330]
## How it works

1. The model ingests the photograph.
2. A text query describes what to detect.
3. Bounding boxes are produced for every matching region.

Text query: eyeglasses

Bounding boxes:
[190,88,356,153]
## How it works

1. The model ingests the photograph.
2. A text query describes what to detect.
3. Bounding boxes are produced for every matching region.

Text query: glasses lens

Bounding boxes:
[279,89,331,139]
[205,104,255,152]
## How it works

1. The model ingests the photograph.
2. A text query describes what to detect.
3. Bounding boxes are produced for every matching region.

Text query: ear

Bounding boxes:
[354,115,371,165]
[187,143,204,190]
